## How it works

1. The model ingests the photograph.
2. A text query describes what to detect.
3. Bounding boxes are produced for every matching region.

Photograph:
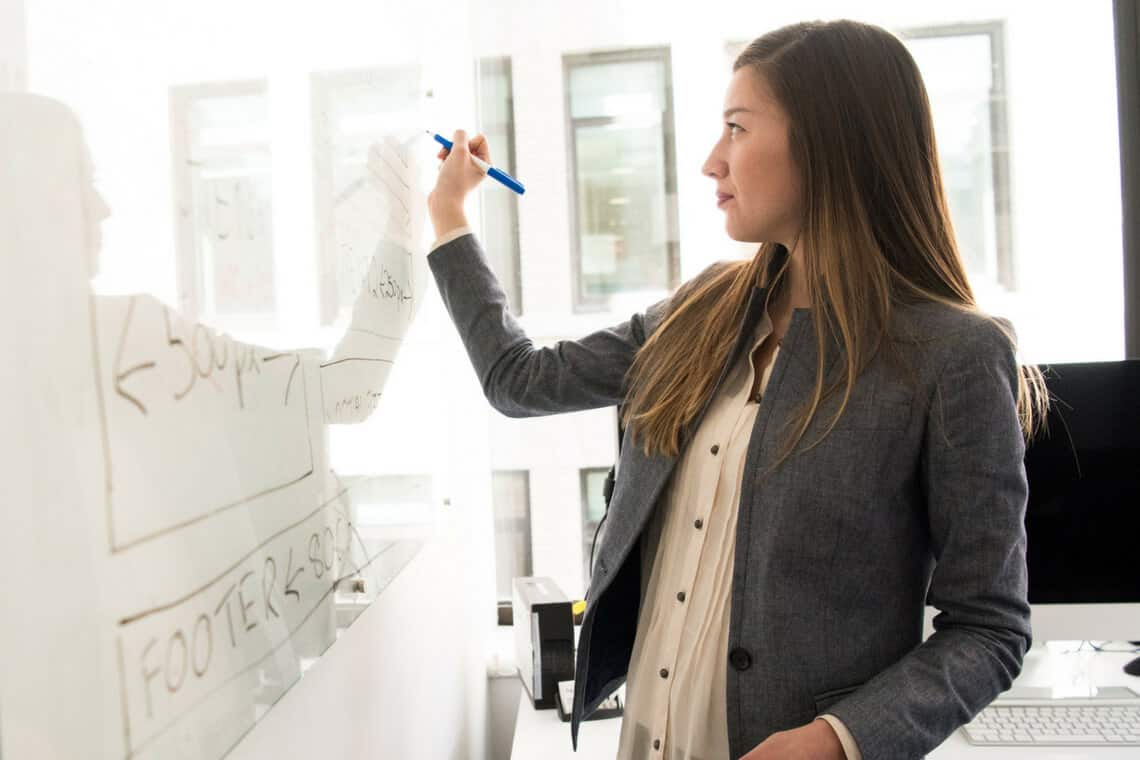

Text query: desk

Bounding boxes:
[510,644,1140,759]
[510,690,620,759]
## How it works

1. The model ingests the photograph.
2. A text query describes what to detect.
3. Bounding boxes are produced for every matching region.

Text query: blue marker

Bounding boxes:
[427,130,526,195]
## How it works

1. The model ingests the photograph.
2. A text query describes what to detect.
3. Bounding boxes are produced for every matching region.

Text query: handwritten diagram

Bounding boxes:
[88,134,431,756]
[97,294,315,551]
[112,483,422,759]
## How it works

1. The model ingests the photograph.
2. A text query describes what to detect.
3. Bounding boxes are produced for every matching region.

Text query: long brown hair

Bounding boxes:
[620,19,1049,471]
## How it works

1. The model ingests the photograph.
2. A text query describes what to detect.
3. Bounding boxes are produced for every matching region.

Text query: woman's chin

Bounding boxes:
[724,222,764,244]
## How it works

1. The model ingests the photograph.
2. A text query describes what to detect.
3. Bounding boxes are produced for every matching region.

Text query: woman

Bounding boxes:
[426,19,1048,760]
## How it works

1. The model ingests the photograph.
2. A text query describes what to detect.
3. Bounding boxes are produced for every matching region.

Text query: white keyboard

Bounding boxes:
[961,689,1140,747]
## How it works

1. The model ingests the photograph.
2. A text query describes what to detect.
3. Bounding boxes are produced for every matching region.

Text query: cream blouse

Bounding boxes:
[615,303,861,760]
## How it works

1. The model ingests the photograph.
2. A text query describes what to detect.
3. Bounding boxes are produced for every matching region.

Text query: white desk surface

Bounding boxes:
[511,644,1140,759]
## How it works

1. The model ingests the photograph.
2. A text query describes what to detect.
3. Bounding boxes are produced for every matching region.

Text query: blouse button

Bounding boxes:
[676,590,686,602]
[693,518,703,530]
[653,739,661,750]
[659,668,669,679]
[710,444,720,455]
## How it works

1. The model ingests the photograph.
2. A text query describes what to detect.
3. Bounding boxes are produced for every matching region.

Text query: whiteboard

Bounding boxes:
[0,78,435,758]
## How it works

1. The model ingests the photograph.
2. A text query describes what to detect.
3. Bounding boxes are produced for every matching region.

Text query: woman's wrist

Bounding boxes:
[429,203,468,240]
[811,718,850,760]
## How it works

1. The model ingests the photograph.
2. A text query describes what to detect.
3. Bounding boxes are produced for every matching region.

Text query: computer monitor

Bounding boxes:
[1022,359,1139,641]
[922,359,1140,643]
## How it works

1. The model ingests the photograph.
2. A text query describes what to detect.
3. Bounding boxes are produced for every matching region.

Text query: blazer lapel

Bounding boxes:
[678,285,771,448]
[601,286,774,573]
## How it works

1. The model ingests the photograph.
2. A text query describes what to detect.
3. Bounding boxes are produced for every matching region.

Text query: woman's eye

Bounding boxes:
[726,122,742,136]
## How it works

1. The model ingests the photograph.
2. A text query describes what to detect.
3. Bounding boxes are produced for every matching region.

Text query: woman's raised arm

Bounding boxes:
[428,232,670,417]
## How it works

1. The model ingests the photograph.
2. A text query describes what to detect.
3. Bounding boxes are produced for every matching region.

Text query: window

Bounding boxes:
[492,470,532,602]
[580,467,610,588]
[476,56,523,313]
[564,47,680,311]
[328,473,434,626]
[900,22,1014,290]
[311,65,422,325]
[170,81,276,328]
[336,473,434,529]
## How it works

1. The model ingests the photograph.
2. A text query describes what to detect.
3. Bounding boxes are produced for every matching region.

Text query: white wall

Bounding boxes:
[0,0,27,90]
[487,669,523,760]
[229,518,490,760]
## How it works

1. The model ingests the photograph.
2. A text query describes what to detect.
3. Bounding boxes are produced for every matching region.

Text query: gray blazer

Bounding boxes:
[427,234,1032,760]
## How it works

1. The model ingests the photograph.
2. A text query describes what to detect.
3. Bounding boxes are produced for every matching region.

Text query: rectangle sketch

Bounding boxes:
[97,294,315,552]
[114,485,422,759]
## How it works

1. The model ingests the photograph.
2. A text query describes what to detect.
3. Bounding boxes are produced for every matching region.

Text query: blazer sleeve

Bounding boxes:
[426,232,672,418]
[823,316,1033,759]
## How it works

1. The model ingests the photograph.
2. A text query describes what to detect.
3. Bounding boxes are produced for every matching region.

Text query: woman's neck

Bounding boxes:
[764,242,811,311]
[784,244,812,310]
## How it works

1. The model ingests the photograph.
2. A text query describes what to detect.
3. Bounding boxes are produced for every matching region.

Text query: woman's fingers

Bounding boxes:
[469,133,491,162]
[435,135,489,164]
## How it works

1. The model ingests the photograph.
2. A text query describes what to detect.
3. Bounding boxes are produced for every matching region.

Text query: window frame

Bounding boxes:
[475,55,524,315]
[310,64,423,326]
[896,20,1015,291]
[579,466,611,589]
[491,469,533,625]
[170,79,275,327]
[1113,0,1140,355]
[562,46,681,313]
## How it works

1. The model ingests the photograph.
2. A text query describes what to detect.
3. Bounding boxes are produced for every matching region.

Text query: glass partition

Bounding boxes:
[4,1,467,757]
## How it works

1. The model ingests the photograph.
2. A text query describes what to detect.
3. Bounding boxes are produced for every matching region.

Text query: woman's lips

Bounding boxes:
[716,193,734,207]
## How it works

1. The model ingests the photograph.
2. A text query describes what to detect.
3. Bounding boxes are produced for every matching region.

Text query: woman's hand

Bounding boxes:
[427,129,491,239]
[738,719,846,760]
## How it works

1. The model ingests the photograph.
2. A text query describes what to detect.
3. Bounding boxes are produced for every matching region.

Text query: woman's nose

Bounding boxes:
[702,155,726,179]
[702,144,727,179]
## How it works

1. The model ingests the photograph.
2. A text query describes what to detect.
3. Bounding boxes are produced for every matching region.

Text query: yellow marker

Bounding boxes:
[572,600,587,616]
